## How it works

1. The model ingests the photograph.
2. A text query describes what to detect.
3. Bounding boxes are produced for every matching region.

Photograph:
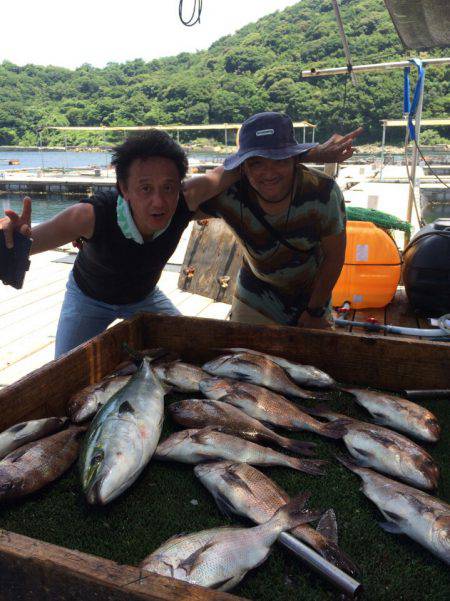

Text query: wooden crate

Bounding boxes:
[0,314,449,600]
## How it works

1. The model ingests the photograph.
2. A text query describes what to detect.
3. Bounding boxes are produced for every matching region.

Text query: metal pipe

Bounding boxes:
[331,0,357,86]
[279,532,363,598]
[405,67,426,243]
[380,122,386,181]
[334,318,450,337]
[301,57,450,78]
[404,389,450,400]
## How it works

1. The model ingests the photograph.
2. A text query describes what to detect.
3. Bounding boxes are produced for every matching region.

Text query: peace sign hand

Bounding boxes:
[0,196,32,248]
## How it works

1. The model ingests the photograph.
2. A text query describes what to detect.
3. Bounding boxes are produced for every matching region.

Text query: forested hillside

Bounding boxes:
[0,0,448,147]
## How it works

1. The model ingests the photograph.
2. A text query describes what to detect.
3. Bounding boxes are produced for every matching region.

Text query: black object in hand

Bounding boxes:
[0,231,32,289]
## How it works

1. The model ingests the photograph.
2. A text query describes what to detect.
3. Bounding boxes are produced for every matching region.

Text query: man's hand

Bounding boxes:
[0,196,32,248]
[297,310,332,330]
[303,127,363,164]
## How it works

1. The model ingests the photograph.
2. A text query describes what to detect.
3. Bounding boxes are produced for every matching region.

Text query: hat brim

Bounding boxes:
[223,143,317,171]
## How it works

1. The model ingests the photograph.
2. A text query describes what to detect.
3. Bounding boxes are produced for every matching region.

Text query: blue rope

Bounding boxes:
[403,58,425,141]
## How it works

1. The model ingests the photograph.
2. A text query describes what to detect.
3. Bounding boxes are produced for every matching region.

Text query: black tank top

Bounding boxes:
[72,192,192,304]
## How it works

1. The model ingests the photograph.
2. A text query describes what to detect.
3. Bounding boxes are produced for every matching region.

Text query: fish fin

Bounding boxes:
[190,426,220,444]
[6,447,29,463]
[221,470,257,497]
[292,458,328,476]
[270,492,319,531]
[294,402,334,417]
[351,447,374,466]
[378,521,403,534]
[212,573,246,591]
[8,422,27,434]
[316,509,338,545]
[278,436,317,457]
[118,400,135,415]
[320,419,351,440]
[213,491,238,519]
[178,541,215,576]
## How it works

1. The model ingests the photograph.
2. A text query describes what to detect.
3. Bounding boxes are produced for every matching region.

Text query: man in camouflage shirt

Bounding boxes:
[201,112,354,329]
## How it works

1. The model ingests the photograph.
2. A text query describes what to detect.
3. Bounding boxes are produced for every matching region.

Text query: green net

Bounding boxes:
[346,206,412,233]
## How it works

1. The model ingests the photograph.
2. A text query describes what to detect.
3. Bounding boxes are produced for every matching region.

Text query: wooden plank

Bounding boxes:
[0,317,143,431]
[140,314,450,391]
[178,219,242,304]
[0,530,242,601]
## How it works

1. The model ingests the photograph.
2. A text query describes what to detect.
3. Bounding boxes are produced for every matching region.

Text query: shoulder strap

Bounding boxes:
[235,183,301,254]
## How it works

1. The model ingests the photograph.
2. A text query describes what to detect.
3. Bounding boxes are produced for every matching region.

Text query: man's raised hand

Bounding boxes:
[1,196,32,248]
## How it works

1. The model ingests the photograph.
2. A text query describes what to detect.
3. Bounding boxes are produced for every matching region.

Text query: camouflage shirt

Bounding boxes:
[201,165,346,325]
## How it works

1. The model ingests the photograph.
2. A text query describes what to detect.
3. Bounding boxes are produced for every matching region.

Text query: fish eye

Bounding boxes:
[92,451,104,465]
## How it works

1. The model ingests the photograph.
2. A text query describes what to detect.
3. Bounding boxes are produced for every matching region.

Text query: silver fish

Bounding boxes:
[153,361,209,393]
[169,399,316,456]
[80,357,165,505]
[0,416,68,460]
[226,348,336,389]
[337,454,450,565]
[199,377,346,439]
[154,427,327,475]
[203,353,315,398]
[194,460,359,576]
[0,426,85,500]
[140,492,318,590]
[306,406,439,490]
[67,375,132,423]
[342,387,441,443]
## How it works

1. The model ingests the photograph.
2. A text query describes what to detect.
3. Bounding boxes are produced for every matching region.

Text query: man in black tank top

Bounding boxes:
[0,131,238,357]
[1,127,358,356]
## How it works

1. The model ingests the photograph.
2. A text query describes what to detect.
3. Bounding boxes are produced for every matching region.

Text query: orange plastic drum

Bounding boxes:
[332,221,401,309]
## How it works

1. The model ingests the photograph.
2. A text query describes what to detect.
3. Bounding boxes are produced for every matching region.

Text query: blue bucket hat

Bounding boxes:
[223,112,317,171]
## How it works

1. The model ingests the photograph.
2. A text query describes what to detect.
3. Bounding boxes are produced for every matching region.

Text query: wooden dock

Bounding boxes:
[0,247,230,390]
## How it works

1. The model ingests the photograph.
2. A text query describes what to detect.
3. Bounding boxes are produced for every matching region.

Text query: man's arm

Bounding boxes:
[297,229,346,329]
[0,196,95,255]
[182,166,240,212]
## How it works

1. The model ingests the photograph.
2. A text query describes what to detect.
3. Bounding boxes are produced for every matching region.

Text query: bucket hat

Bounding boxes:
[223,112,317,170]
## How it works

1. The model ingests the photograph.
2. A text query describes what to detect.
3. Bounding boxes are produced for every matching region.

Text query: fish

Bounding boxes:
[194,461,359,576]
[140,492,320,590]
[168,399,316,456]
[0,416,68,460]
[202,352,316,398]
[67,375,132,423]
[154,427,327,475]
[199,377,347,439]
[337,453,450,565]
[0,426,85,501]
[341,386,441,443]
[153,361,209,393]
[303,405,439,490]
[225,348,336,389]
[80,357,166,505]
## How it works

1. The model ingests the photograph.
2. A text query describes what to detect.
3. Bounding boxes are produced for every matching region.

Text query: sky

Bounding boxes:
[1,1,300,70]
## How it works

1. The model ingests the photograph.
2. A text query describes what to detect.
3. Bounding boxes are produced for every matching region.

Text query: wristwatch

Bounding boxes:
[305,305,327,318]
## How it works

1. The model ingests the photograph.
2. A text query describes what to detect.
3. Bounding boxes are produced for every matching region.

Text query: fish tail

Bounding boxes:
[335,451,366,476]
[276,435,317,457]
[308,539,360,577]
[268,492,320,532]
[290,457,328,476]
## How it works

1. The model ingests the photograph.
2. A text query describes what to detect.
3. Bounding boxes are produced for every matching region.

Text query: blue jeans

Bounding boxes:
[55,271,180,357]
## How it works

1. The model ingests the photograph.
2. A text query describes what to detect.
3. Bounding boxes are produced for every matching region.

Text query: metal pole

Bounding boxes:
[331,0,357,86]
[225,128,228,146]
[379,121,386,181]
[405,67,426,245]
[303,126,306,143]
[312,127,315,143]
[301,56,450,78]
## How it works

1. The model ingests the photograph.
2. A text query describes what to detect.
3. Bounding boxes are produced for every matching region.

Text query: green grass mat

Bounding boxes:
[1,389,449,600]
